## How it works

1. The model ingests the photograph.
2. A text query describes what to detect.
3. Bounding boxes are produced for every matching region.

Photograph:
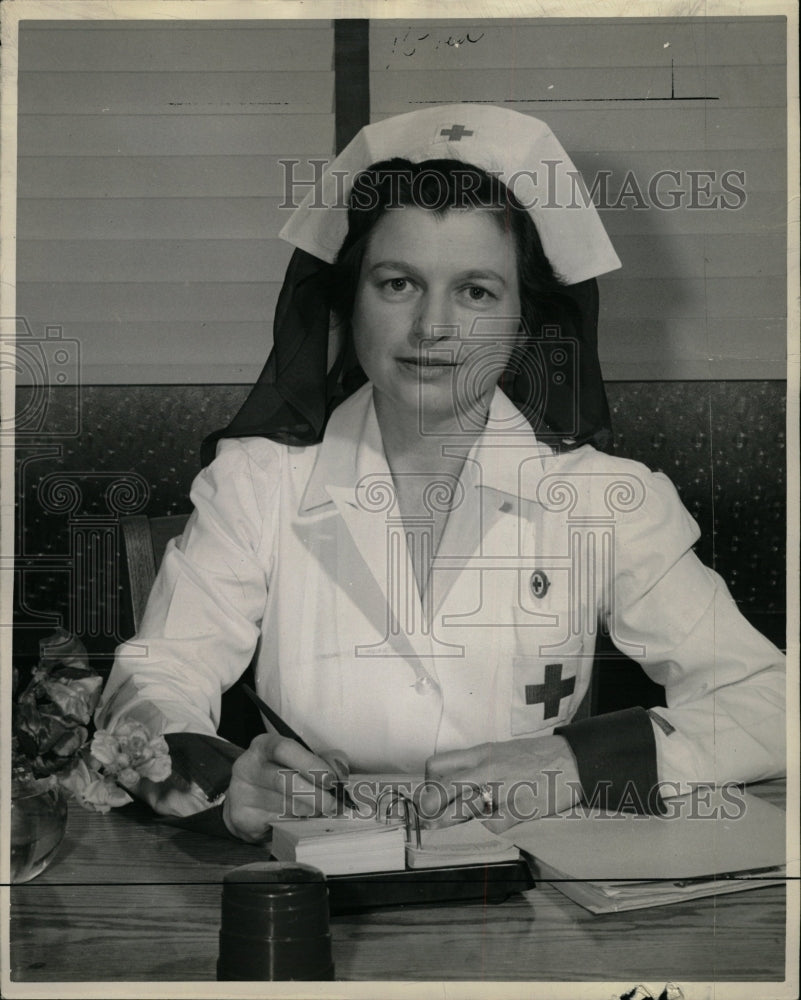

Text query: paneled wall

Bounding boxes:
[370,17,787,380]
[15,17,787,383]
[16,19,335,383]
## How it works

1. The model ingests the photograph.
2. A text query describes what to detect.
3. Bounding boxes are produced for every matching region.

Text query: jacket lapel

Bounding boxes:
[299,386,435,660]
[430,404,552,618]
[298,383,554,652]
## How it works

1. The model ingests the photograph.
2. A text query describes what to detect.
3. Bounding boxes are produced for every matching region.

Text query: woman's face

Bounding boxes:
[351,206,522,427]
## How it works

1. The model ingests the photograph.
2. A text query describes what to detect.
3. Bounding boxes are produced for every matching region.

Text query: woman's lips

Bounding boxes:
[396,356,458,378]
[398,357,456,366]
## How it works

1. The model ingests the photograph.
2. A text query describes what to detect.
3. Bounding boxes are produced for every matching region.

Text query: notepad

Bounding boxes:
[269,814,520,876]
[502,788,786,913]
[406,821,520,869]
[270,817,408,876]
[268,772,520,876]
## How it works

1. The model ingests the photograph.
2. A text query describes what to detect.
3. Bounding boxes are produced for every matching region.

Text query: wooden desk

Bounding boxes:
[9,783,788,984]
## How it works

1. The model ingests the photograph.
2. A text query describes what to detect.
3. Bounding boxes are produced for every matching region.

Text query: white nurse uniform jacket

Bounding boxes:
[98,383,786,799]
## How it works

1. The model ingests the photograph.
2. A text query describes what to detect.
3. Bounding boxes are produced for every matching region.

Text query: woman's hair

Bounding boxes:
[329,157,566,344]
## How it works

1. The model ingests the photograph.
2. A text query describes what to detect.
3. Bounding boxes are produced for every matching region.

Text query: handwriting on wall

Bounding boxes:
[383,27,486,68]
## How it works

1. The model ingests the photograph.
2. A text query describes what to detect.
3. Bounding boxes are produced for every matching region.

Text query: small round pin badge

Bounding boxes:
[530,570,550,599]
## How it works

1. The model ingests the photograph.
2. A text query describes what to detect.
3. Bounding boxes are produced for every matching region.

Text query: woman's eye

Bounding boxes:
[385,277,408,292]
[466,285,493,302]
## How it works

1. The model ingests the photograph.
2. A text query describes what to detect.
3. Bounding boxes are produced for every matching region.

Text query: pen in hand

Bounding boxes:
[241,683,357,811]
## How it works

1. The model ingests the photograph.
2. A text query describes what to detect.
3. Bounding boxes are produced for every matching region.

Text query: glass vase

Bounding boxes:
[10,783,68,884]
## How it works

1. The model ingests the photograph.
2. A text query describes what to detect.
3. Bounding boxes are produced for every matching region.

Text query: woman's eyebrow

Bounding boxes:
[459,269,508,286]
[368,259,420,275]
[368,262,508,286]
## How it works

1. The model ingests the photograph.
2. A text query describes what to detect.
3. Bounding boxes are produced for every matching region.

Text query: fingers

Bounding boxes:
[415,775,494,829]
[241,733,317,779]
[424,745,486,781]
[223,793,283,844]
[322,748,351,783]
[480,812,519,835]
[223,735,342,843]
[237,735,342,794]
[319,748,358,812]
[420,745,496,824]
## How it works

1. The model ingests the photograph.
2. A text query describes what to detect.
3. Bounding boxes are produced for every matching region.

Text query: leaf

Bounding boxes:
[40,675,102,725]
[39,629,89,671]
[51,725,89,758]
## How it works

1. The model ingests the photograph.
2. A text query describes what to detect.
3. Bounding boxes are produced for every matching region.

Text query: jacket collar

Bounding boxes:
[299,382,553,514]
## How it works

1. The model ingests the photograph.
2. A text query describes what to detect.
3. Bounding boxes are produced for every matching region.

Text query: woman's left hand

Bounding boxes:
[420,735,582,832]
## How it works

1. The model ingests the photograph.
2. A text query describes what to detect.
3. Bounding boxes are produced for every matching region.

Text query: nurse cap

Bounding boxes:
[279,104,620,286]
[200,105,617,465]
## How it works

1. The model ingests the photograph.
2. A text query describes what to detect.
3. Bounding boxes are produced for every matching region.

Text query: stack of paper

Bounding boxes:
[270,817,407,876]
[406,821,521,869]
[531,858,784,913]
[504,788,786,913]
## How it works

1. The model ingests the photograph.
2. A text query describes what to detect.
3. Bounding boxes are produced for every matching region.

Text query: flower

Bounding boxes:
[90,721,172,787]
[117,767,140,790]
[12,629,172,813]
[89,730,119,769]
[59,759,133,814]
[137,743,171,783]
[114,720,151,755]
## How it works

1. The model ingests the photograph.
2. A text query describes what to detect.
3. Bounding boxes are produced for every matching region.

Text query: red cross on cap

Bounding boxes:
[439,123,474,141]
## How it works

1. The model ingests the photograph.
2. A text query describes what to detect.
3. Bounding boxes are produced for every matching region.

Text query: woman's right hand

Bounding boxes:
[222,734,350,843]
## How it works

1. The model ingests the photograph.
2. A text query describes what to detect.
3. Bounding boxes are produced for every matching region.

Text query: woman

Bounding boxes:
[96,106,785,841]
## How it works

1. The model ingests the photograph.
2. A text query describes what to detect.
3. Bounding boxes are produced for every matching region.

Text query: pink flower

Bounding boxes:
[59,759,132,813]
[90,730,119,769]
[114,720,149,751]
[94,721,172,786]
[117,767,140,790]
[81,776,133,813]
[14,631,174,814]
[59,758,95,799]
[137,751,171,783]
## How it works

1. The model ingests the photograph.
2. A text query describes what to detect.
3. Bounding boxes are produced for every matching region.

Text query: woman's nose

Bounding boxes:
[412,291,457,342]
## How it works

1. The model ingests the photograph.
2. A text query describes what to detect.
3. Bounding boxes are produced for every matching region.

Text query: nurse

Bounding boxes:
[96,106,786,841]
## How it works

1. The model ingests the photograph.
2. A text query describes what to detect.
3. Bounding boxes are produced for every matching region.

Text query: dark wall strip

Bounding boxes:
[334,19,371,153]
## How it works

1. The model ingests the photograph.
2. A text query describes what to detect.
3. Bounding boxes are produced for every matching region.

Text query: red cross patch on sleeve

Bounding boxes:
[511,658,579,736]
